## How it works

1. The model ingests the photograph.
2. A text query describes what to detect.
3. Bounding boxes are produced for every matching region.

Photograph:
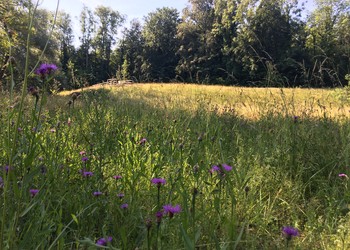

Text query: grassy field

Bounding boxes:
[1,83,350,249]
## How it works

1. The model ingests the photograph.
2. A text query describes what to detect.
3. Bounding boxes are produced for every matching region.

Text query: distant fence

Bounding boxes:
[106,78,133,85]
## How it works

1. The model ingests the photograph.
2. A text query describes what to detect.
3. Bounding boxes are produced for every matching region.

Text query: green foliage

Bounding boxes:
[2,84,350,248]
[1,0,350,88]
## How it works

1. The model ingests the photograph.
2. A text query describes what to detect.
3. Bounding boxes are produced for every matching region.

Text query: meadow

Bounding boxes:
[2,81,350,249]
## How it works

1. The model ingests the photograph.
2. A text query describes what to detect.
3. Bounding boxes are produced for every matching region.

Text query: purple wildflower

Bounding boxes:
[339,173,348,178]
[139,138,147,145]
[96,236,112,246]
[117,193,125,199]
[210,164,232,175]
[50,128,56,133]
[82,171,93,177]
[151,178,166,187]
[163,204,181,218]
[222,164,233,171]
[209,165,220,174]
[93,191,103,196]
[30,189,39,197]
[156,211,163,225]
[35,63,58,77]
[113,175,122,180]
[282,226,300,240]
[79,151,86,155]
[120,203,128,209]
[81,156,89,162]
[3,165,11,173]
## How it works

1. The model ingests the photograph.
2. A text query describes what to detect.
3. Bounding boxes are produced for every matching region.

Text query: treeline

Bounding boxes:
[0,0,349,90]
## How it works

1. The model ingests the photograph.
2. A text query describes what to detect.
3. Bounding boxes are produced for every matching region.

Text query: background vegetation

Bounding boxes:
[0,0,349,90]
[2,82,350,249]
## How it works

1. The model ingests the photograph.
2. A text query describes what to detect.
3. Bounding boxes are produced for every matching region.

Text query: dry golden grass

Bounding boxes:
[59,83,350,120]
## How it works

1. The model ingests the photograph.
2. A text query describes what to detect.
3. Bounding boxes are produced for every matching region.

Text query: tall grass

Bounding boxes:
[1,82,350,249]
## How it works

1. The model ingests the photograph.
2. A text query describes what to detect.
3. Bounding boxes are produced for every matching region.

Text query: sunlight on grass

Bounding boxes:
[60,83,350,120]
[2,83,350,249]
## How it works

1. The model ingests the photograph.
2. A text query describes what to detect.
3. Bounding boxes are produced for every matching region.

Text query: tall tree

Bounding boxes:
[142,7,180,82]
[211,0,240,84]
[233,0,303,86]
[305,0,350,86]
[176,0,215,83]
[78,6,95,71]
[57,12,74,72]
[114,19,145,82]
[92,6,124,82]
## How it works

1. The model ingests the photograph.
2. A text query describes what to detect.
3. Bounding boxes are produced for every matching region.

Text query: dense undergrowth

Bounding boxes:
[1,84,350,249]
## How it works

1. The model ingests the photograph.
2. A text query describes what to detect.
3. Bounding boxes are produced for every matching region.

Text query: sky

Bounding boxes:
[39,0,316,46]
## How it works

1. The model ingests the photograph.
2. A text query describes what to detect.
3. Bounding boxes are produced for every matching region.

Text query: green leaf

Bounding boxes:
[20,202,38,217]
[71,214,79,225]
[179,224,194,250]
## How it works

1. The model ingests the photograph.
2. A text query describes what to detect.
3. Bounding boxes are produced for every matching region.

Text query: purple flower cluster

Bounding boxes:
[282,226,300,240]
[151,178,166,187]
[163,204,181,218]
[35,63,58,77]
[96,236,112,246]
[113,175,122,180]
[210,164,233,174]
[139,138,147,145]
[120,203,128,209]
[30,189,39,197]
[93,191,103,197]
[82,171,93,177]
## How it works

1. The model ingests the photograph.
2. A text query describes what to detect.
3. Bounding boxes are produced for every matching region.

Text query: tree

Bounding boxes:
[142,7,180,82]
[305,0,350,86]
[76,6,95,75]
[114,19,145,82]
[233,0,304,86]
[211,0,241,84]
[56,11,75,88]
[176,0,215,83]
[92,6,124,82]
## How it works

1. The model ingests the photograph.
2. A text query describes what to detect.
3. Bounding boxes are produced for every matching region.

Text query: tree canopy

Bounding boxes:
[0,0,349,89]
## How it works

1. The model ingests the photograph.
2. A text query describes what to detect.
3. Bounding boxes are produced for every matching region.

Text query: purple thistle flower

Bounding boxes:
[3,165,11,173]
[79,151,86,155]
[120,203,128,209]
[93,191,103,196]
[210,164,232,175]
[222,164,233,171]
[96,236,112,246]
[113,175,122,180]
[339,173,348,178]
[35,63,58,77]
[151,178,166,187]
[50,128,56,133]
[209,165,220,174]
[81,156,89,162]
[82,171,93,177]
[163,204,181,218]
[282,226,300,240]
[139,138,147,145]
[117,193,125,199]
[30,189,39,197]
[156,211,163,224]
